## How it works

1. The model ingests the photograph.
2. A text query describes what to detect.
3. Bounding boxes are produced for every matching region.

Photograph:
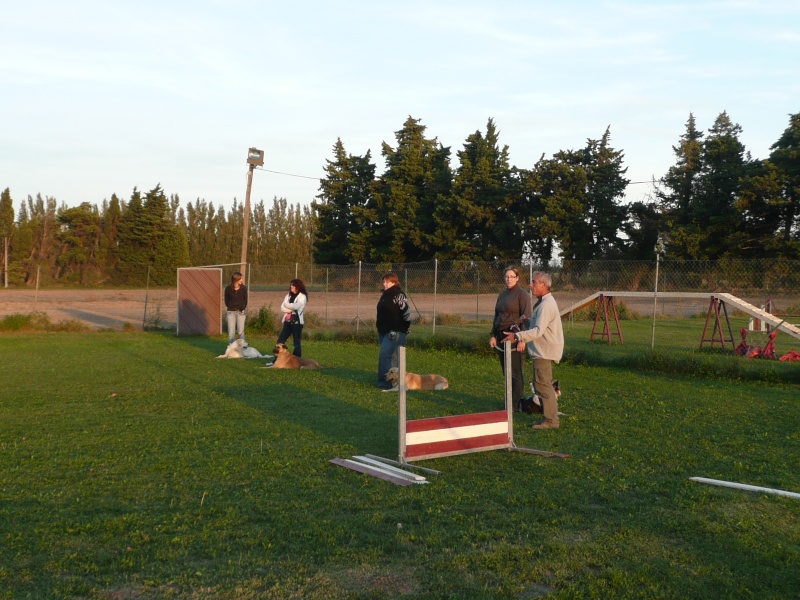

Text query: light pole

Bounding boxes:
[241,147,264,274]
[651,233,667,349]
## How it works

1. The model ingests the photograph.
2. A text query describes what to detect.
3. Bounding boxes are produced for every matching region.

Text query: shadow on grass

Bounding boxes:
[222,380,400,457]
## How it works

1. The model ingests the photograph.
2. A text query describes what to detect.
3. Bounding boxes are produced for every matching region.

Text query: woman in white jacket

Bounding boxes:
[276,279,308,357]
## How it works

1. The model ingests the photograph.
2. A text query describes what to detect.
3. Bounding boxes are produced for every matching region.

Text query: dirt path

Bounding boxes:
[0,288,775,331]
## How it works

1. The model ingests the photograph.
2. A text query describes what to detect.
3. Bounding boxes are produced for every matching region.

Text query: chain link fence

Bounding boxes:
[137,259,800,332]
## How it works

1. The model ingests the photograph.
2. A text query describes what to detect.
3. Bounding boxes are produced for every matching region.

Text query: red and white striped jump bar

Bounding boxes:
[404,410,511,461]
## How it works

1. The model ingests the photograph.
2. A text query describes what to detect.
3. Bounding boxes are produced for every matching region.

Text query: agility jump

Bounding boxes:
[332,342,568,484]
[397,344,569,464]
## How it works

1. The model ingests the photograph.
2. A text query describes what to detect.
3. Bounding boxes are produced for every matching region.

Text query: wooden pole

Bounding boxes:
[240,164,255,274]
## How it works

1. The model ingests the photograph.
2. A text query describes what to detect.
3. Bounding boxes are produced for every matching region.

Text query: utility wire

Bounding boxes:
[256,166,656,187]
[256,167,321,181]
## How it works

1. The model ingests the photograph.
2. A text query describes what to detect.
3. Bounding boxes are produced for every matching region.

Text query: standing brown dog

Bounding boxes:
[267,343,322,369]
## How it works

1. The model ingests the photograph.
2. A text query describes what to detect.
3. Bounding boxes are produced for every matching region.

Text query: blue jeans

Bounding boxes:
[226,310,246,343]
[277,321,304,357]
[377,331,406,387]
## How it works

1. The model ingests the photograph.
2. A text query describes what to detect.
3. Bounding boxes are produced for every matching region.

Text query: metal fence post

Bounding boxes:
[475,264,479,321]
[356,261,361,336]
[433,258,438,335]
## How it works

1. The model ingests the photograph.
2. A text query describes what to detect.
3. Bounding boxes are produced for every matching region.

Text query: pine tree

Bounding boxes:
[115,185,189,284]
[312,138,377,264]
[433,118,517,260]
[529,152,590,261]
[525,127,628,261]
[55,202,102,284]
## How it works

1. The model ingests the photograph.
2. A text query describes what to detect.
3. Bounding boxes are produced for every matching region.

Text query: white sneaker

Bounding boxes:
[382,386,399,392]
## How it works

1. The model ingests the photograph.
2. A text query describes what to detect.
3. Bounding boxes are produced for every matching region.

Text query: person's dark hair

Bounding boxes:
[231,272,243,284]
[382,272,399,286]
[290,278,308,298]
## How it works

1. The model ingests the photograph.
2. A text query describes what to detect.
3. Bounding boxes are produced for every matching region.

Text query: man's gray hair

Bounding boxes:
[533,271,552,289]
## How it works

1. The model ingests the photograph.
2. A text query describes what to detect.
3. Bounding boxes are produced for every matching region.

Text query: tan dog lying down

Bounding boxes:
[266,343,322,369]
[385,367,448,390]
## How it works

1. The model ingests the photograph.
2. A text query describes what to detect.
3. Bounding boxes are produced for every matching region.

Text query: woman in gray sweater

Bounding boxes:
[489,267,532,411]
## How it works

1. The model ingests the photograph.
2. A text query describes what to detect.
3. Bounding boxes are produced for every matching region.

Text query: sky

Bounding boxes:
[2,0,799,214]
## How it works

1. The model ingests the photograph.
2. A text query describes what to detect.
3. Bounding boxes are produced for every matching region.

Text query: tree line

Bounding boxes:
[1,110,798,286]
[314,111,800,264]
[0,186,312,286]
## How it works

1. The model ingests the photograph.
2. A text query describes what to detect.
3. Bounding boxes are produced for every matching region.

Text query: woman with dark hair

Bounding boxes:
[224,271,248,343]
[490,266,532,411]
[276,279,308,357]
[375,272,411,390]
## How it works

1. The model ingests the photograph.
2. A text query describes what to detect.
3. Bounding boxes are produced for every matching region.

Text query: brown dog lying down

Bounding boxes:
[385,367,448,390]
[265,343,322,369]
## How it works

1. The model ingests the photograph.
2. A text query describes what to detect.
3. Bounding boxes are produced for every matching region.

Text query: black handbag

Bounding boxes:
[290,312,300,324]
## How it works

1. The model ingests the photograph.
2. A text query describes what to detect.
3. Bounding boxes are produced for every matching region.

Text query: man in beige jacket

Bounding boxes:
[502,271,564,429]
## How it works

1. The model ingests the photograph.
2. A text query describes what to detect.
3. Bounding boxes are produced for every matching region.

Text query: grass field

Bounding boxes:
[1,322,798,599]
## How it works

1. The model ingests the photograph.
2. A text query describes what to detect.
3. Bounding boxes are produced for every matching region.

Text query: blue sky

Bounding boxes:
[2,1,798,213]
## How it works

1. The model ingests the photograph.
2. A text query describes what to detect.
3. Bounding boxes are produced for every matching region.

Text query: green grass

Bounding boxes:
[0,329,798,599]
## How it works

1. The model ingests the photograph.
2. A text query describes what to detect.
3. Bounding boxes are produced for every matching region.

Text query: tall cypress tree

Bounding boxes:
[767,112,800,249]
[374,116,452,262]
[580,127,630,258]
[690,111,749,258]
[0,188,14,286]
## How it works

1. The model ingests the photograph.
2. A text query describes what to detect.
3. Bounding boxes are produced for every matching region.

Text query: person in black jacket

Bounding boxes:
[224,271,248,344]
[490,266,532,410]
[376,272,411,390]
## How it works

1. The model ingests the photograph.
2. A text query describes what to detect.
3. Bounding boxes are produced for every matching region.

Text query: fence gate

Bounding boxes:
[177,268,222,336]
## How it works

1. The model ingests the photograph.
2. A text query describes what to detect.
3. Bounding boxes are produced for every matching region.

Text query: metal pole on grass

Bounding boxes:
[504,339,513,444]
[398,346,407,462]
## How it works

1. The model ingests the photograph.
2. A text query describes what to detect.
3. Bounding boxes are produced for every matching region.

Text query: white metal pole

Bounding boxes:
[690,477,800,500]
[504,339,513,443]
[398,346,407,463]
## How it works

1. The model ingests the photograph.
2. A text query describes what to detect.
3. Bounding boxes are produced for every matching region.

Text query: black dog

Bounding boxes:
[520,380,560,414]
